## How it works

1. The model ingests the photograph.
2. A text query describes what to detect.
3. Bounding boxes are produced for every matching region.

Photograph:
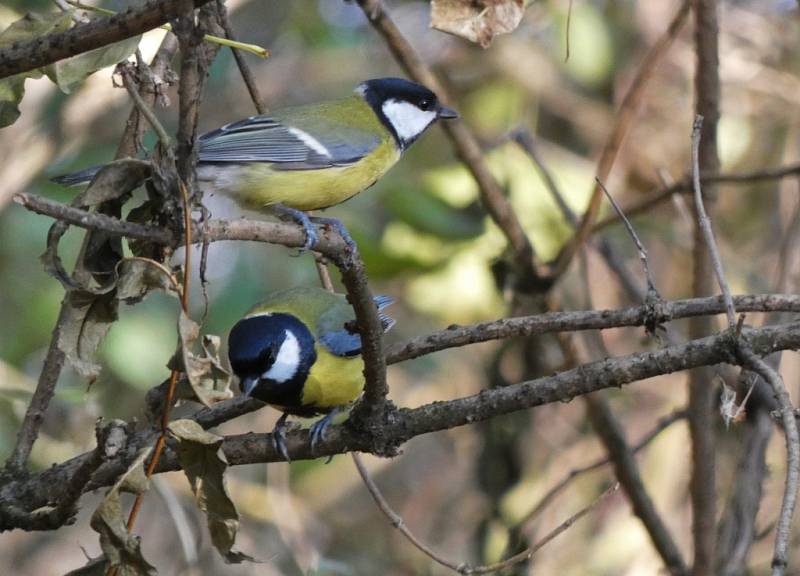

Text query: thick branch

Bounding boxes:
[0,0,213,79]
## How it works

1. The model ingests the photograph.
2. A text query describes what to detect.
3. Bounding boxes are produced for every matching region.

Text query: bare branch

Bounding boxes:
[215,0,266,115]
[689,1,722,572]
[691,116,736,328]
[596,178,660,299]
[736,346,800,576]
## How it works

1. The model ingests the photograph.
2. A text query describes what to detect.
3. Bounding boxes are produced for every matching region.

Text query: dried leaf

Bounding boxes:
[0,11,71,127]
[46,36,141,93]
[168,419,256,564]
[58,290,119,380]
[89,448,156,576]
[75,159,152,208]
[430,0,525,48]
[41,159,152,293]
[116,258,179,304]
[176,312,233,407]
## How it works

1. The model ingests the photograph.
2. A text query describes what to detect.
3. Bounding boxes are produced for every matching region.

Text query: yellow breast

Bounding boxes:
[300,345,365,409]
[233,141,400,212]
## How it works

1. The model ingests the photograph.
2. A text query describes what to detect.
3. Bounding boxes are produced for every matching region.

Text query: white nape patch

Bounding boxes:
[261,330,301,383]
[381,99,437,143]
[287,127,332,158]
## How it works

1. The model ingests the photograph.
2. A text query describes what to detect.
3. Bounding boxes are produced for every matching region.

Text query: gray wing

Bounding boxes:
[318,296,396,357]
[197,115,380,169]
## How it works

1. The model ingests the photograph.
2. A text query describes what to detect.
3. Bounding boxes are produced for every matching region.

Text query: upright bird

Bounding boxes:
[227,286,395,459]
[55,77,457,250]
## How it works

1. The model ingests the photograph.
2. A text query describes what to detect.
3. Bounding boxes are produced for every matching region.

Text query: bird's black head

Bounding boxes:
[357,77,458,150]
[227,312,317,406]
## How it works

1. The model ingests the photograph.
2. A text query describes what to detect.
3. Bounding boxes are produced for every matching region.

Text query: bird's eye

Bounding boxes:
[419,99,432,111]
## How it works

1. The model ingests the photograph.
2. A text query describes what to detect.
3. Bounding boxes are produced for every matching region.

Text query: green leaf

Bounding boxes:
[0,11,71,127]
[168,419,256,564]
[89,448,156,576]
[0,11,72,47]
[383,185,485,241]
[45,35,142,94]
[0,74,29,127]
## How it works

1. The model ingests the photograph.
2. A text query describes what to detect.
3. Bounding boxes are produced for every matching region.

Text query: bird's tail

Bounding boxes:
[373,295,396,333]
[50,164,105,186]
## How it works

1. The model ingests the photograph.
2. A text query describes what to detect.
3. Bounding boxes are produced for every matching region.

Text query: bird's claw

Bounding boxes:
[274,206,319,253]
[309,409,338,455]
[310,216,358,253]
[271,413,292,462]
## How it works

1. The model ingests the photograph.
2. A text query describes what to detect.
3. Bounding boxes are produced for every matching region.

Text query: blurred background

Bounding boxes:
[2,0,800,574]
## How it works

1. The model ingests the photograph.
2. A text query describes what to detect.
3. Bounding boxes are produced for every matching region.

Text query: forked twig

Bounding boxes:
[353,452,618,574]
[736,346,800,576]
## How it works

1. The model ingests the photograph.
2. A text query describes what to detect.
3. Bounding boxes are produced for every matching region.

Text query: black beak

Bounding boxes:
[240,375,259,397]
[437,105,459,120]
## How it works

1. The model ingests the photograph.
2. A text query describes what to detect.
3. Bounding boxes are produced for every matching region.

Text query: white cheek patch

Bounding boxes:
[262,330,301,383]
[381,99,437,143]
[287,127,332,158]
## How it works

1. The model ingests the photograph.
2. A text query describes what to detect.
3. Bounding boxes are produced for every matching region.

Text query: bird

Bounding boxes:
[54,77,458,251]
[227,286,395,460]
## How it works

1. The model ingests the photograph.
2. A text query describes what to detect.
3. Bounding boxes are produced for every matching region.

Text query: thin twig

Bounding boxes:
[352,453,465,573]
[119,65,172,149]
[553,0,691,277]
[735,346,800,576]
[518,409,686,527]
[471,484,619,575]
[691,116,736,328]
[215,0,266,115]
[596,178,660,298]
[353,452,618,574]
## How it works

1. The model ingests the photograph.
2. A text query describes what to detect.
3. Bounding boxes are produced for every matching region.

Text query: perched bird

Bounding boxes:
[227,286,395,459]
[55,77,458,250]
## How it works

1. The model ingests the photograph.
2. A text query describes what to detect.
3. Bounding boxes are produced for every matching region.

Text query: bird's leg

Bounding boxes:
[309,408,339,454]
[308,216,358,253]
[271,412,292,462]
[272,205,318,252]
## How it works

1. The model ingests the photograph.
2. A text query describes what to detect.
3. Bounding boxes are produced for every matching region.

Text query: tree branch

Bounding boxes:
[4,318,800,532]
